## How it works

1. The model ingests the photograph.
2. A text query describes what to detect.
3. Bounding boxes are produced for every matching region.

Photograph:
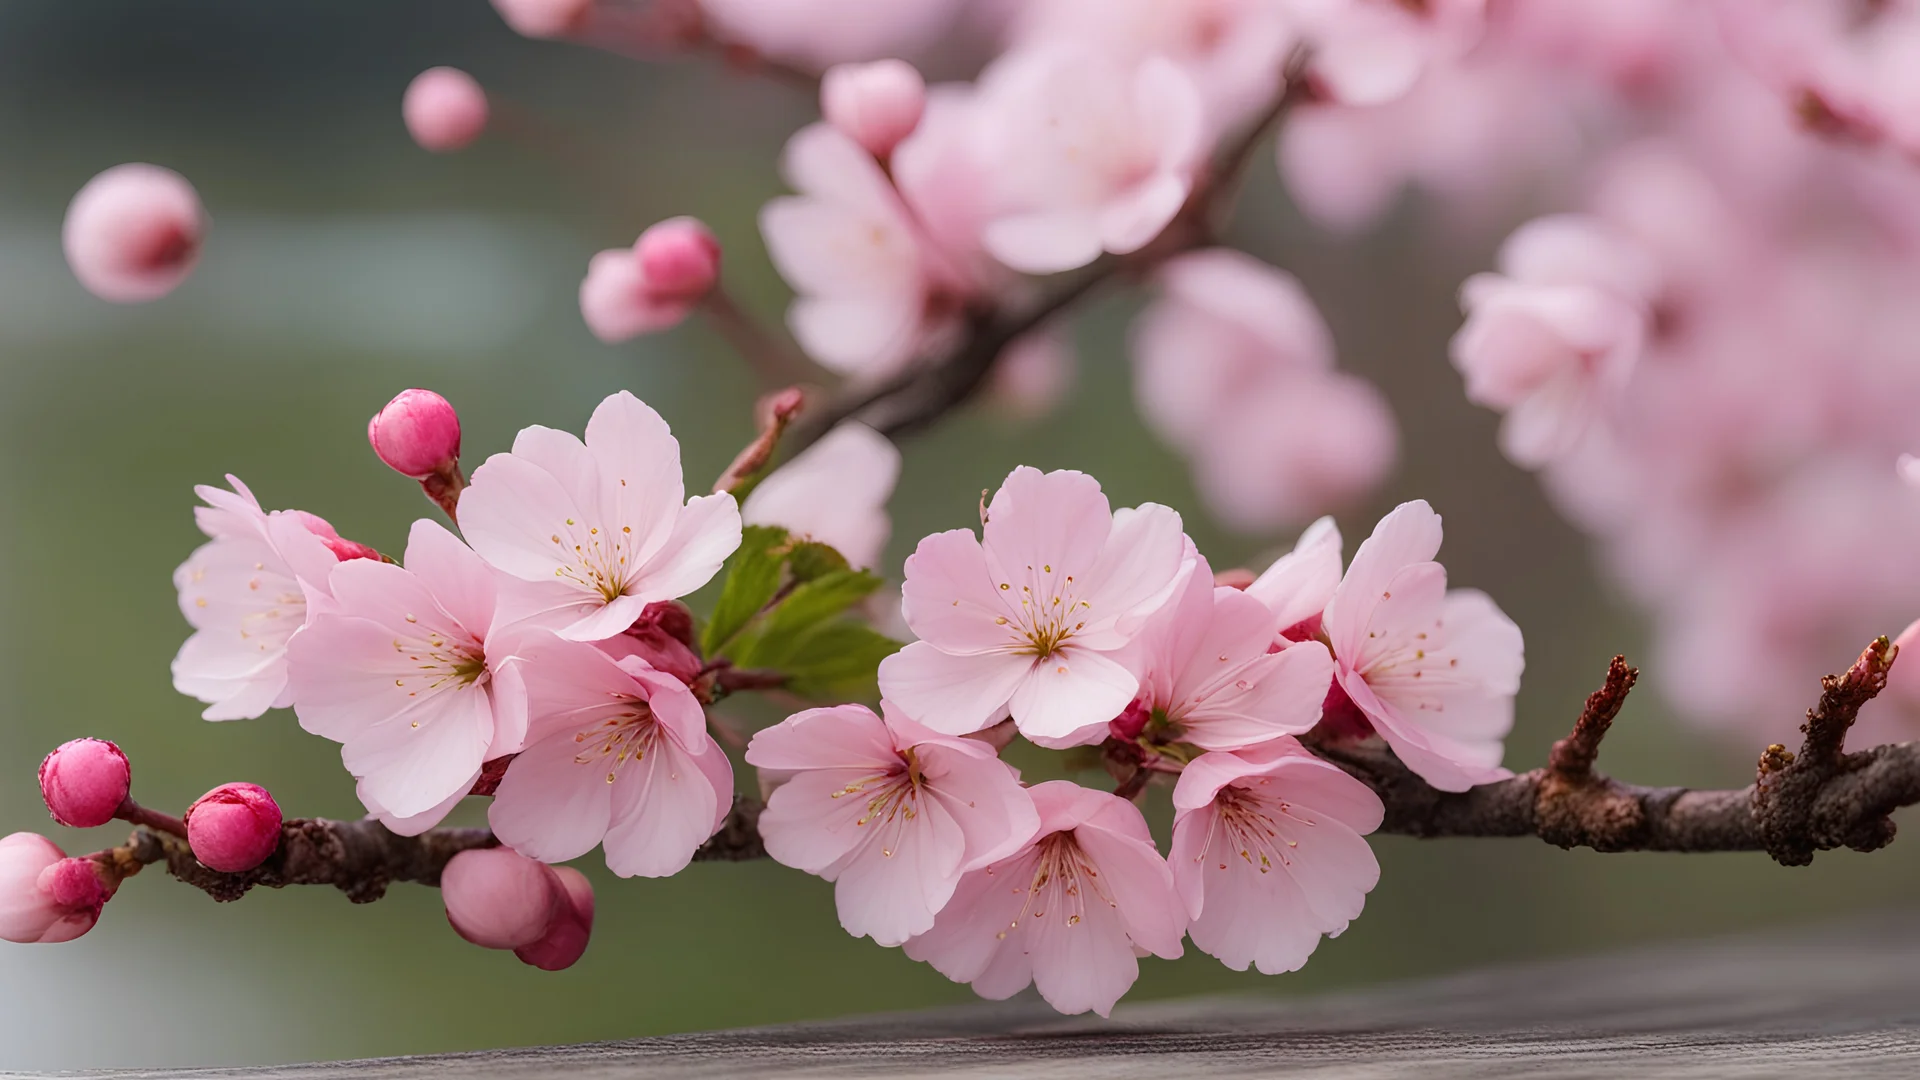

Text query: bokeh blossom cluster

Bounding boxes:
[19,0,1920,1026]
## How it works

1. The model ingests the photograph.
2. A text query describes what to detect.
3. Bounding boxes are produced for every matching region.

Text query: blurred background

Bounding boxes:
[3,0,1917,1070]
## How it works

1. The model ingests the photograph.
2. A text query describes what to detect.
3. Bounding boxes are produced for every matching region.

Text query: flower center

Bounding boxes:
[548,518,638,602]
[390,620,487,704]
[996,562,1092,658]
[829,759,923,859]
[1196,780,1316,875]
[573,701,658,784]
[998,832,1113,936]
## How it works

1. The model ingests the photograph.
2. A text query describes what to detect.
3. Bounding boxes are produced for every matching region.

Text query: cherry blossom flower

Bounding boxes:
[403,67,489,153]
[878,467,1187,744]
[458,391,742,642]
[488,633,731,878]
[62,163,205,303]
[1187,374,1398,534]
[1169,739,1382,973]
[821,60,927,159]
[286,519,528,822]
[1318,501,1525,792]
[745,702,1040,946]
[580,219,721,343]
[760,123,962,377]
[903,780,1186,1017]
[490,0,592,39]
[1452,215,1657,468]
[1124,554,1335,752]
[1246,516,1344,639]
[172,477,369,722]
[741,423,900,569]
[971,46,1204,274]
[1294,0,1488,107]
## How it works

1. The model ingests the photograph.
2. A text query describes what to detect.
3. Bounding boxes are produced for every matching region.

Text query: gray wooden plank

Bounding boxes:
[37,913,1920,1079]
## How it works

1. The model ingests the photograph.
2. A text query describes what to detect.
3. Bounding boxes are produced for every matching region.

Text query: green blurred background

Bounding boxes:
[2,1,1914,1069]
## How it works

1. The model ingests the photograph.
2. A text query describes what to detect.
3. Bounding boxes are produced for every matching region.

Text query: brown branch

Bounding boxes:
[126,818,498,904]
[777,48,1316,459]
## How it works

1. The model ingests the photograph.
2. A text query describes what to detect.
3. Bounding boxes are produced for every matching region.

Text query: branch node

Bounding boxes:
[1754,636,1901,867]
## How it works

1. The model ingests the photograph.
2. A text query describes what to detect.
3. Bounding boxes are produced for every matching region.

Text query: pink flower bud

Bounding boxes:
[441,848,562,950]
[284,510,383,562]
[821,60,926,159]
[38,738,131,829]
[403,67,490,153]
[513,866,595,971]
[185,783,283,873]
[491,0,594,38]
[634,218,722,302]
[1107,700,1152,742]
[63,163,206,304]
[0,834,103,944]
[367,389,462,480]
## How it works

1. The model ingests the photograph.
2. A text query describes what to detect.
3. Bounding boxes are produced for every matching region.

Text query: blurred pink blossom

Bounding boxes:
[403,67,489,153]
[459,391,742,641]
[904,781,1184,1016]
[580,218,721,343]
[1294,0,1488,107]
[741,422,900,569]
[0,835,103,945]
[489,633,731,878]
[287,520,525,822]
[490,0,594,39]
[63,163,205,303]
[697,0,965,69]
[986,327,1076,420]
[879,467,1187,744]
[1170,738,1382,973]
[821,60,926,159]
[745,702,1039,946]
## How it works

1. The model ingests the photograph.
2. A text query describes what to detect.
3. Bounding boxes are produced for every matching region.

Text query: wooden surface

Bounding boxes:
[64,913,1920,1079]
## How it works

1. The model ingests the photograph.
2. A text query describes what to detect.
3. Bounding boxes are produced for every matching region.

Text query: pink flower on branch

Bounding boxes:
[746,703,1040,947]
[63,163,205,303]
[1316,501,1525,792]
[286,520,526,822]
[1170,738,1382,974]
[580,218,721,343]
[489,633,731,878]
[696,0,966,70]
[878,467,1187,744]
[1124,554,1335,753]
[458,391,743,642]
[172,477,374,722]
[903,781,1185,1017]
[185,783,283,873]
[821,60,927,160]
[741,422,901,570]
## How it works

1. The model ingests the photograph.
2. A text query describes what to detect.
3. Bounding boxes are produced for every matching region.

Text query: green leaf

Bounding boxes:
[774,622,902,701]
[787,540,851,582]
[700,525,790,656]
[730,568,884,668]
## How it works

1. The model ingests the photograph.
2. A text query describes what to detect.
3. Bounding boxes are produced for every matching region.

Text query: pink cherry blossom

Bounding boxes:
[580,218,722,343]
[1246,516,1344,639]
[987,327,1076,419]
[38,739,131,830]
[1452,215,1657,468]
[403,67,489,153]
[903,780,1185,1017]
[1319,501,1524,792]
[971,46,1204,274]
[1294,0,1488,107]
[1902,454,1920,490]
[172,477,363,722]
[696,0,966,70]
[62,163,206,303]
[746,702,1040,947]
[1169,738,1382,973]
[821,60,927,159]
[1126,554,1336,752]
[286,519,527,822]
[458,391,742,642]
[1189,373,1398,534]
[760,123,962,377]
[488,633,731,878]
[878,467,1188,743]
[741,423,900,569]
[0,835,102,945]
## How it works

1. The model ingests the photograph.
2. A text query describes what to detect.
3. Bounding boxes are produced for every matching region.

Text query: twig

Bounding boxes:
[126,819,498,904]
[714,387,805,496]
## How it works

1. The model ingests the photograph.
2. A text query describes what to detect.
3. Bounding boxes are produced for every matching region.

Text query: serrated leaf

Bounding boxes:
[700,525,790,656]
[776,622,902,701]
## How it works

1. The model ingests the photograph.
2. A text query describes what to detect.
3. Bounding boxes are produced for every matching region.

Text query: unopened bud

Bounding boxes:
[368,389,462,481]
[1108,700,1152,742]
[63,163,206,304]
[635,218,722,302]
[185,783,283,873]
[821,60,926,159]
[513,865,595,971]
[0,834,105,944]
[404,67,490,154]
[442,848,562,950]
[39,738,131,829]
[284,510,383,562]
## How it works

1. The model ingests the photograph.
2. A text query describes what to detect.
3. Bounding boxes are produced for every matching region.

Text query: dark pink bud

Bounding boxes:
[634,218,721,302]
[285,510,383,562]
[0,835,104,944]
[368,389,462,480]
[1315,680,1375,743]
[821,60,926,159]
[38,738,131,829]
[1108,700,1152,742]
[404,67,489,153]
[185,783,283,873]
[63,163,206,304]
[513,866,595,971]
[441,848,562,950]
